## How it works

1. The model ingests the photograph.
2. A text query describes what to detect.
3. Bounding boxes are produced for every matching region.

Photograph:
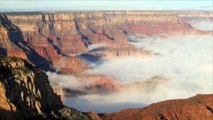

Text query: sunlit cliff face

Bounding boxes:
[47,15,213,113]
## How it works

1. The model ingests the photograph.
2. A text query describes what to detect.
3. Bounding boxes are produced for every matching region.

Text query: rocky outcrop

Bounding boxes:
[0,56,89,120]
[104,94,213,120]
[76,75,122,92]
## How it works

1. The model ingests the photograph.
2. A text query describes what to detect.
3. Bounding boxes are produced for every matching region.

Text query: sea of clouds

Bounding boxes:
[47,20,213,113]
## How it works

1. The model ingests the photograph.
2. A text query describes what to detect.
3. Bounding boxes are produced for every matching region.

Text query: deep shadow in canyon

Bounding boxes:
[0,15,54,71]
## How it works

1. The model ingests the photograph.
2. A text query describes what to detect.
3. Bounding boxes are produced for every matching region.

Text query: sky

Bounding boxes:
[0,0,212,12]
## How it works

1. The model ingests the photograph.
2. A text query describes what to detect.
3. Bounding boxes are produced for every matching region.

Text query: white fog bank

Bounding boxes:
[48,34,213,113]
[184,19,213,31]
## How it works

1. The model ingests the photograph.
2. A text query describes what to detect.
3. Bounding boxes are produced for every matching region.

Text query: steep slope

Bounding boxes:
[103,94,213,120]
[0,15,54,71]
[0,14,89,74]
[0,56,89,120]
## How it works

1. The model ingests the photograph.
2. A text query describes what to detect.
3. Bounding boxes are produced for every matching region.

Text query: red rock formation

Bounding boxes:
[52,57,89,74]
[7,50,27,59]
[0,24,24,53]
[87,47,152,58]
[104,94,213,120]
[0,23,27,59]
[76,75,122,91]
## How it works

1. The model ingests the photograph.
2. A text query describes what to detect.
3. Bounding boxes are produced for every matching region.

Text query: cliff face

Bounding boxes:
[0,20,27,59]
[1,11,211,74]
[103,94,213,120]
[0,57,89,120]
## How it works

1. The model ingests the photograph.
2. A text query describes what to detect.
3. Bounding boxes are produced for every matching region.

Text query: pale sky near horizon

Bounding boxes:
[0,0,212,12]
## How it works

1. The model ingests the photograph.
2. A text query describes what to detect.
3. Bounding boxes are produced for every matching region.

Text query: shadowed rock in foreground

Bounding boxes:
[0,56,89,120]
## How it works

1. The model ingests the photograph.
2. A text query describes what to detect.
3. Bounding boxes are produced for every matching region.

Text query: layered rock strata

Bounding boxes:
[1,12,212,73]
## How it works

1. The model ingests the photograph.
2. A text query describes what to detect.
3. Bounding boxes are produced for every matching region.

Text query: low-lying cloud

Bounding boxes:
[47,34,213,113]
[183,18,213,31]
[47,72,92,94]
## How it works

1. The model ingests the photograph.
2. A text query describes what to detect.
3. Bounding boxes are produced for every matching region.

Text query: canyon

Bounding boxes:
[0,11,212,93]
[0,11,213,119]
[1,11,212,74]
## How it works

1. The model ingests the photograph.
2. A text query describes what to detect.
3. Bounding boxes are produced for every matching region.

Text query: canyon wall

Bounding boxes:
[1,11,212,73]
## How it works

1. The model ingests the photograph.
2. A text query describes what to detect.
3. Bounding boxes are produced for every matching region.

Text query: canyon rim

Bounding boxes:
[0,1,213,120]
